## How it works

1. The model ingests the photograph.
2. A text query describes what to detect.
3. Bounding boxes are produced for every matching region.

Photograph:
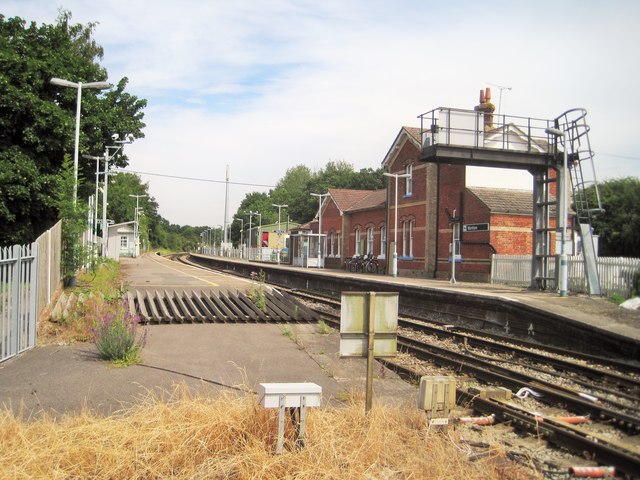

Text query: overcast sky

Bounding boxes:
[5,1,640,226]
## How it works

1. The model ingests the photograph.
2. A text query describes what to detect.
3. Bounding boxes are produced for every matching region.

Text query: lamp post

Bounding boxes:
[50,78,111,205]
[93,134,134,257]
[236,218,244,258]
[310,193,329,268]
[250,211,262,260]
[545,127,569,297]
[383,172,411,277]
[82,153,104,260]
[272,204,288,264]
[128,194,147,257]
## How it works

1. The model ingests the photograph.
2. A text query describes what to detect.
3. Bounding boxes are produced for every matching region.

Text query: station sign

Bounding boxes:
[463,223,489,233]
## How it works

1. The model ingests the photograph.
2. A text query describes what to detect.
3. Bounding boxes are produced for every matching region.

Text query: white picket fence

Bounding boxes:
[491,254,640,297]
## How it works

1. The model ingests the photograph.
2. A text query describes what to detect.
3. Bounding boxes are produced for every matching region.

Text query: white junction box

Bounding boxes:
[417,376,456,417]
[258,383,322,408]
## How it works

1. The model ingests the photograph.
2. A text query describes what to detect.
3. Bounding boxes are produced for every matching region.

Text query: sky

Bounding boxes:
[4,1,640,227]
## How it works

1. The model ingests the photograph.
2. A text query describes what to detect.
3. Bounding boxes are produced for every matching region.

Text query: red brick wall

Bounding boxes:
[386,137,437,277]
[322,199,345,269]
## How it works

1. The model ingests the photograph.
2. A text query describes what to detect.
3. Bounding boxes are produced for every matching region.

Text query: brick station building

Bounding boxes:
[312,92,559,282]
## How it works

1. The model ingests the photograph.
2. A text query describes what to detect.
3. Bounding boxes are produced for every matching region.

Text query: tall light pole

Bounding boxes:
[128,194,147,257]
[272,204,288,265]
[545,127,569,297]
[82,153,104,260]
[383,172,411,277]
[50,77,111,205]
[250,211,262,260]
[236,218,244,257]
[97,135,134,257]
[310,193,329,268]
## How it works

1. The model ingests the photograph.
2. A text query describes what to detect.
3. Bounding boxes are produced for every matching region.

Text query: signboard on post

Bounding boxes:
[339,292,399,412]
[339,292,398,358]
[463,223,489,233]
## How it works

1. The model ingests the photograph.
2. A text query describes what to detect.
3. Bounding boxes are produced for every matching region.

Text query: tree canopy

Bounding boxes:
[0,11,146,246]
[228,161,386,245]
[586,177,640,258]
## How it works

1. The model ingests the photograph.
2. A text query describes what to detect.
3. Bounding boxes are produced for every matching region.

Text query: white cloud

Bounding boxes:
[4,0,640,226]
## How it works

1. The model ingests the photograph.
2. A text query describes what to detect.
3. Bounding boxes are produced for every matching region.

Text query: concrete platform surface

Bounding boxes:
[0,254,416,418]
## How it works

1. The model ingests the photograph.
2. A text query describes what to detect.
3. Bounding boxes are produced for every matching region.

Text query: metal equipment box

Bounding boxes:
[416,376,456,417]
[258,383,322,408]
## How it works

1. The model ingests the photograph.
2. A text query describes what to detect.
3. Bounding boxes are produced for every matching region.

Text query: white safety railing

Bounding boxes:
[1,243,38,362]
[491,254,640,298]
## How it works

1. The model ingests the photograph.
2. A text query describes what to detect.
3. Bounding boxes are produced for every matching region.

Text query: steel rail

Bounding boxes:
[287,287,640,375]
[472,397,640,478]
[397,336,640,434]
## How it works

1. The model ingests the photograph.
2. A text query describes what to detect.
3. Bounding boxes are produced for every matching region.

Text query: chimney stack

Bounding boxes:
[474,87,495,130]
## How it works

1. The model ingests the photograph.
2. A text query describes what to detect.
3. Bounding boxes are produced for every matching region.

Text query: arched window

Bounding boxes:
[329,230,336,257]
[401,219,414,258]
[366,226,374,255]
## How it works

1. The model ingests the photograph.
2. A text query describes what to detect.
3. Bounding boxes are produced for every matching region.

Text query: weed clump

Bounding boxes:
[91,300,147,366]
[247,270,267,312]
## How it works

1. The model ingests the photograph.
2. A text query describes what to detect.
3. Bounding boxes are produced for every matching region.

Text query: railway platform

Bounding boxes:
[188,253,640,353]
[0,254,416,417]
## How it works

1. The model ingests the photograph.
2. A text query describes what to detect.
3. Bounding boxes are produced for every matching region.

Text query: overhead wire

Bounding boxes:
[110,168,276,188]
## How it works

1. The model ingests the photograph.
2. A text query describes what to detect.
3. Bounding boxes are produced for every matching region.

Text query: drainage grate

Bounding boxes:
[126,288,319,324]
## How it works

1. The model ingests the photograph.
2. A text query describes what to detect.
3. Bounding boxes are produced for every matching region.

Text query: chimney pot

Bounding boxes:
[479,89,485,103]
[485,87,491,102]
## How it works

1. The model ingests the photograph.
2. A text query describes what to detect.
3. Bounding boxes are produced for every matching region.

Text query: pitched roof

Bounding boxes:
[328,189,375,214]
[348,189,387,212]
[381,126,423,167]
[467,187,537,215]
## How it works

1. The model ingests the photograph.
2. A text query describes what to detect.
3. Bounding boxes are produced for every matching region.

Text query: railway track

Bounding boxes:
[287,288,640,477]
[169,257,640,476]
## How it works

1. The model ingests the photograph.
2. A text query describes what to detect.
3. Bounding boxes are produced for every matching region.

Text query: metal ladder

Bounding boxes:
[553,109,605,295]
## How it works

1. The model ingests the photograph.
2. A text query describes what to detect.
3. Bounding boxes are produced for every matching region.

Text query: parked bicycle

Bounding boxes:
[345,254,380,274]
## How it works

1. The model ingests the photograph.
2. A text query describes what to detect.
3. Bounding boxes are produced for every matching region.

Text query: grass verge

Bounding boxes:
[0,386,535,479]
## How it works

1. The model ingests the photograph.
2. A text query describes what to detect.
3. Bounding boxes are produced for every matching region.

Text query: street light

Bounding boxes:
[86,134,134,257]
[50,77,111,205]
[129,194,147,257]
[236,218,244,258]
[383,171,411,277]
[545,127,569,297]
[249,210,262,260]
[310,193,329,268]
[272,204,288,265]
[82,153,104,260]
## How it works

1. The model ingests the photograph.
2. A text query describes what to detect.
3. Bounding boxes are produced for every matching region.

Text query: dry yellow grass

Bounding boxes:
[0,386,536,479]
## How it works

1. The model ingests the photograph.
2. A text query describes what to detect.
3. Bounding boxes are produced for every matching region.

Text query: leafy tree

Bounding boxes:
[55,156,87,283]
[0,11,146,246]
[586,177,640,257]
[232,161,387,230]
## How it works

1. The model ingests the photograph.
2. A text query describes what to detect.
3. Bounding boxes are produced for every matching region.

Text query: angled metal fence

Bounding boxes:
[1,243,38,362]
[491,254,640,298]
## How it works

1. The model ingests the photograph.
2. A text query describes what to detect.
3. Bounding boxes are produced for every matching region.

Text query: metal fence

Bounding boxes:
[1,243,38,362]
[0,221,61,363]
[491,254,640,297]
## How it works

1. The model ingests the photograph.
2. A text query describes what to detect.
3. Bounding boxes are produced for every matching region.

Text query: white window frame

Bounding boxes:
[120,236,128,249]
[366,227,374,255]
[401,221,407,257]
[409,220,414,257]
[405,164,413,196]
[355,228,361,256]
[380,226,387,259]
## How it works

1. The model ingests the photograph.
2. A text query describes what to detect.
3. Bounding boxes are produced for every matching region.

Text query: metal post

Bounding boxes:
[101,148,109,257]
[310,193,329,268]
[383,172,411,277]
[545,128,569,297]
[365,292,376,412]
[451,210,457,284]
